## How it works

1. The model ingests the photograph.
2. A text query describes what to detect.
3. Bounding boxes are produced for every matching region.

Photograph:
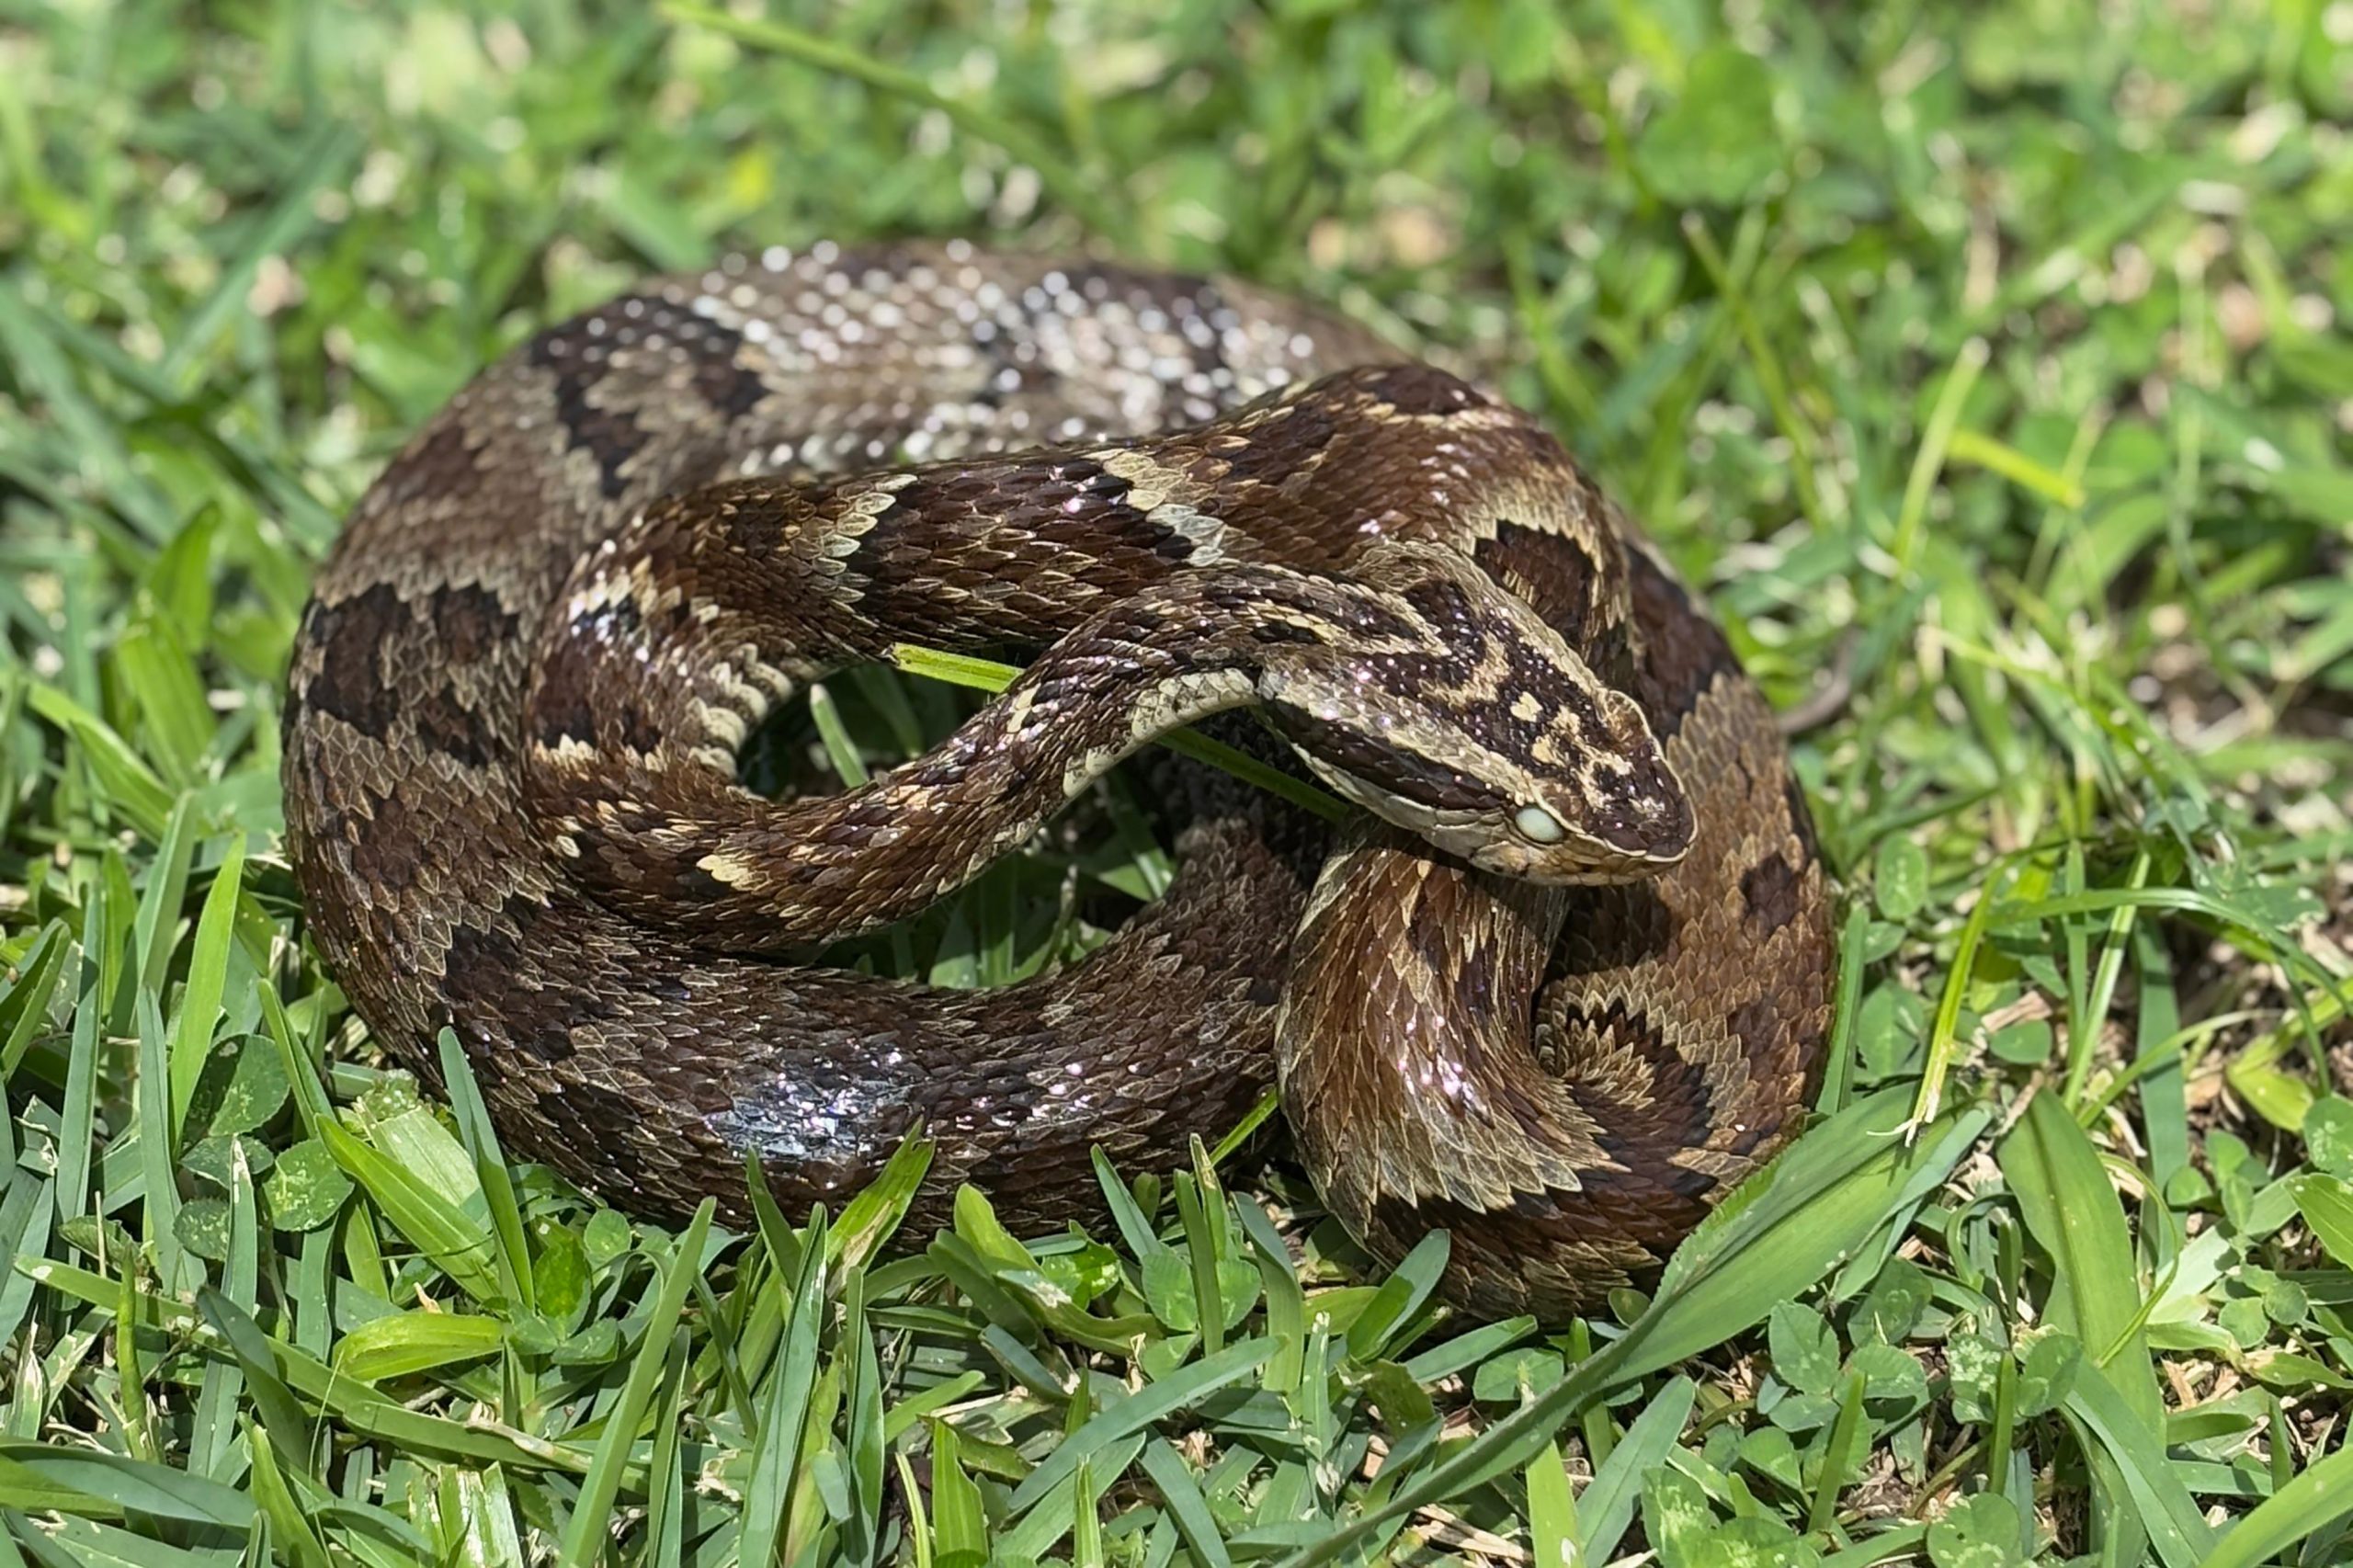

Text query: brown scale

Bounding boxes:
[282,242,1830,1316]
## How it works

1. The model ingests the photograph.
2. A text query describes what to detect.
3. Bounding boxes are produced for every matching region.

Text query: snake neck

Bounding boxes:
[518,560,1400,950]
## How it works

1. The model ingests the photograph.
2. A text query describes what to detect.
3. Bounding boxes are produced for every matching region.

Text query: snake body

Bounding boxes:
[283,243,1831,1319]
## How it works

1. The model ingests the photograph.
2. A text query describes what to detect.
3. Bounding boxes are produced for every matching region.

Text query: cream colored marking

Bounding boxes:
[747,664,800,702]
[698,705,749,747]
[821,475,917,560]
[1003,687,1039,733]
[702,655,777,723]
[1510,691,1544,723]
[1147,501,1229,565]
[1097,449,1192,513]
[696,851,761,888]
[534,736,602,771]
[564,556,657,627]
[1054,669,1253,798]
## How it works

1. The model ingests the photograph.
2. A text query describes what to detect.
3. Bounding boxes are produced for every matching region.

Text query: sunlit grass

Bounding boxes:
[2,2,2349,1564]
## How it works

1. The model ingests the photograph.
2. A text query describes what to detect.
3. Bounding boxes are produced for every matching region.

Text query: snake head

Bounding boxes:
[1255,540,1694,885]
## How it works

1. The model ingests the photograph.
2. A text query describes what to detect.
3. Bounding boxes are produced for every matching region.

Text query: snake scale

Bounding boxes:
[283,242,1832,1320]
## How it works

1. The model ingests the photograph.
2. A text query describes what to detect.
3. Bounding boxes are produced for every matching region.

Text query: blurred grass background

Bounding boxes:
[3,1,2352,1564]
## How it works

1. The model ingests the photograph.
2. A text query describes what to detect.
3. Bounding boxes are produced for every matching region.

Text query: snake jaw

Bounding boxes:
[1463,811,1691,884]
[1283,745,1688,888]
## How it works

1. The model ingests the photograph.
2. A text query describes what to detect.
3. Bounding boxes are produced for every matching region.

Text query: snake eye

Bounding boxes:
[1514,804,1566,844]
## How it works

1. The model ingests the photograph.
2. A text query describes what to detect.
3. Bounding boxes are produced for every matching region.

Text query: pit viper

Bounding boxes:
[283,242,1832,1319]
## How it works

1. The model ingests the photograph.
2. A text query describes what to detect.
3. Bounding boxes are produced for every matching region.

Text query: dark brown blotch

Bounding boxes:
[338,787,429,895]
[1349,364,1483,417]
[618,700,664,754]
[412,685,495,766]
[1397,572,1481,641]
[441,901,575,1064]
[1272,705,1510,813]
[1740,850,1803,937]
[530,328,647,499]
[1548,881,1675,978]
[531,642,601,749]
[1625,549,1730,741]
[1724,994,1787,1076]
[717,487,799,553]
[426,584,517,664]
[1562,1002,1721,1202]
[1214,398,1338,484]
[1476,522,1595,636]
[376,420,482,507]
[302,582,409,738]
[1542,997,1669,1076]
[451,894,642,1062]
[669,859,734,903]
[688,330,773,423]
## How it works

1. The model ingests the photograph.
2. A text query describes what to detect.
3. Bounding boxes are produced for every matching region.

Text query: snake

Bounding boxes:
[281,241,1833,1321]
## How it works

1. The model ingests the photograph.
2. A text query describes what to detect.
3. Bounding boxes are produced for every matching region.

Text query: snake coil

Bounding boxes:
[284,242,1831,1319]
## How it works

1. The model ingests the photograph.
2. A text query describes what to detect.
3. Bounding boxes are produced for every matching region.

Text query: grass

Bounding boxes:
[2,0,2351,1563]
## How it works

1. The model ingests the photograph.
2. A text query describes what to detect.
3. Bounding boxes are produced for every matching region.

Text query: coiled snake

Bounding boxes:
[283,242,1832,1320]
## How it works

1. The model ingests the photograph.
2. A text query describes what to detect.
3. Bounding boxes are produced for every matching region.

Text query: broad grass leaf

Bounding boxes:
[1575,1377,1695,1565]
[34,1263,590,1474]
[316,1120,506,1307]
[433,1030,533,1313]
[1639,1091,1991,1376]
[23,684,174,836]
[993,1436,1143,1564]
[2290,1174,2353,1267]
[1138,1437,1233,1568]
[168,837,247,1142]
[440,1466,528,1568]
[0,920,71,1075]
[1526,1440,1575,1568]
[1997,1093,2160,1417]
[331,1312,505,1383]
[831,1130,934,1269]
[2062,1368,2213,1568]
[245,1419,333,1568]
[926,1419,989,1568]
[736,1210,827,1568]
[0,1442,252,1528]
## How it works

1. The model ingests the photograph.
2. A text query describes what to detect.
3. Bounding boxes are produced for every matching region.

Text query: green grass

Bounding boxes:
[4,1,2352,1564]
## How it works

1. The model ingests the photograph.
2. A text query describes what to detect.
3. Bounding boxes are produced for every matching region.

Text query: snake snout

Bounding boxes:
[1514,686,1696,881]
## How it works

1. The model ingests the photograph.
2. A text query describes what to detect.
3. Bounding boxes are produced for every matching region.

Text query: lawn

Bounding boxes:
[3,1,2351,1564]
